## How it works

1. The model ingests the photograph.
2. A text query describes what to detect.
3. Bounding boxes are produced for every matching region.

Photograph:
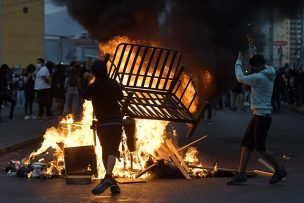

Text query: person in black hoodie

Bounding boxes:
[0,64,16,122]
[82,59,123,195]
[52,64,66,116]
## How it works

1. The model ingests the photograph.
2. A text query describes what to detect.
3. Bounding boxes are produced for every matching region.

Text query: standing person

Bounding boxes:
[24,64,36,119]
[46,61,55,111]
[52,64,66,116]
[64,67,81,116]
[15,74,25,108]
[34,58,52,120]
[227,53,287,185]
[231,82,243,111]
[272,69,284,113]
[0,64,16,122]
[202,100,213,125]
[82,60,123,195]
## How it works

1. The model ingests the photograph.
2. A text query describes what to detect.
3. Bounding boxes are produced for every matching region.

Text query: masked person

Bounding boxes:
[227,53,287,185]
[82,59,123,195]
[34,58,52,120]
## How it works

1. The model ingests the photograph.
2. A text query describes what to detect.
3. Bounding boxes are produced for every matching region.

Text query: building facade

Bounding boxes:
[0,0,44,68]
[272,12,291,68]
[272,2,304,69]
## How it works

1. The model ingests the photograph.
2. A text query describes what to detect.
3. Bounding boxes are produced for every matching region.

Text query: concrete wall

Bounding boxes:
[0,0,44,68]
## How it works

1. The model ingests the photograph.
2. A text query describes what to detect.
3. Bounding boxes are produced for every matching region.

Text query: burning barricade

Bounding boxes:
[5,37,217,182]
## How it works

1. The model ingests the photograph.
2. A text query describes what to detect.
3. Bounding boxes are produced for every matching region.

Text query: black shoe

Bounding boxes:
[110,180,121,194]
[227,172,247,185]
[269,167,287,184]
[92,175,114,195]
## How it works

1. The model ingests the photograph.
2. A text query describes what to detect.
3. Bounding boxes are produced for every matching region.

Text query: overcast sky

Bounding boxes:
[44,0,65,15]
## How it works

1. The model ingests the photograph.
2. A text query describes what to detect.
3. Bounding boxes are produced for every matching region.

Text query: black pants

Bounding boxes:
[24,90,35,116]
[272,90,281,112]
[36,89,52,117]
[0,93,16,120]
[241,115,272,152]
[97,125,122,164]
[202,102,212,120]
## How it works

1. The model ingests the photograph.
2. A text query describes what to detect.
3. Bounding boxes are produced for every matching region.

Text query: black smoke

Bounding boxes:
[52,0,301,99]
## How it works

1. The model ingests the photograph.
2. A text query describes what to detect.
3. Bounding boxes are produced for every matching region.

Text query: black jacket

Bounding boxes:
[0,72,9,96]
[82,78,124,124]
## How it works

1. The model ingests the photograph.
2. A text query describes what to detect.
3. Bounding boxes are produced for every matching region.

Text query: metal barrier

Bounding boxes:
[106,43,204,137]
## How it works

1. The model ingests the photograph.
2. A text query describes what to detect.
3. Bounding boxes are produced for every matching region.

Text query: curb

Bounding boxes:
[0,134,43,156]
[288,105,304,114]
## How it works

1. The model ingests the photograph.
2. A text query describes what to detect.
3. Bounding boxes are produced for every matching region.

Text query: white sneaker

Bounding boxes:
[31,115,37,120]
[24,116,31,120]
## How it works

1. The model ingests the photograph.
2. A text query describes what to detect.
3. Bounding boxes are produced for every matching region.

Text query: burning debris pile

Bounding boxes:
[5,37,217,181]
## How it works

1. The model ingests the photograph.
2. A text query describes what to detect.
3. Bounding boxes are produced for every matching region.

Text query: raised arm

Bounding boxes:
[235,52,259,86]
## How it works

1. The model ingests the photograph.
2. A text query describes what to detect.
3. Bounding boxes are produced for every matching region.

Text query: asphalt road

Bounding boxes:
[0,108,304,203]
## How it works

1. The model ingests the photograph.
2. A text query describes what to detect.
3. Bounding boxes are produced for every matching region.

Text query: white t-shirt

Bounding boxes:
[34,66,51,90]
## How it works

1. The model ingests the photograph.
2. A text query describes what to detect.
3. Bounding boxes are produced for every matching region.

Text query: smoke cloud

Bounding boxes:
[52,0,301,99]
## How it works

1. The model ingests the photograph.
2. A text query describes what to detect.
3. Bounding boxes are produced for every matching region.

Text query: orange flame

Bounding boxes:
[26,36,206,179]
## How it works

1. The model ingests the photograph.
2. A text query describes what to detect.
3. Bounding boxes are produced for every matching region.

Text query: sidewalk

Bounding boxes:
[0,103,57,154]
[288,104,304,113]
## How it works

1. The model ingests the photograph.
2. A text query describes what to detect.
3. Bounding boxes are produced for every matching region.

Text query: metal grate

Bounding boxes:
[106,43,203,137]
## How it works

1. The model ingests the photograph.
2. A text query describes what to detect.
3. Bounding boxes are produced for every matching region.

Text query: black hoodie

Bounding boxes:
[82,60,124,124]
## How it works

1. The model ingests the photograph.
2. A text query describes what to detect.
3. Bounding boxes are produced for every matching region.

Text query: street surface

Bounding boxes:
[0,108,304,203]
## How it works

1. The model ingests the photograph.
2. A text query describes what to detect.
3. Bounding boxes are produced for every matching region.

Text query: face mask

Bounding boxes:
[36,64,42,68]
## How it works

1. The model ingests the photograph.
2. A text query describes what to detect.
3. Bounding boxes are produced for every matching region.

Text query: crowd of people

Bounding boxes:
[1,57,304,123]
[227,63,304,113]
[0,58,94,122]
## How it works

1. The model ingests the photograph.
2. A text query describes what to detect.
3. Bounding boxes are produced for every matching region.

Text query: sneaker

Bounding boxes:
[226,172,247,185]
[31,115,37,120]
[269,167,287,184]
[24,116,31,120]
[110,180,121,194]
[92,175,118,195]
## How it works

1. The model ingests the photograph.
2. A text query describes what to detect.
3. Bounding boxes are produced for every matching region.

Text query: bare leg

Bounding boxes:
[227,146,250,185]
[260,149,281,170]
[92,155,118,195]
[238,147,251,173]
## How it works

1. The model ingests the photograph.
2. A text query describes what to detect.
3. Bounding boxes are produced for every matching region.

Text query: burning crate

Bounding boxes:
[61,42,204,180]
[64,145,98,184]
[63,145,98,177]
[103,43,206,179]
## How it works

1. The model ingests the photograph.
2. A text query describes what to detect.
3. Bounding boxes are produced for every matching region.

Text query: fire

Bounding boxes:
[203,70,212,85]
[176,72,199,113]
[26,100,104,177]
[24,36,205,179]
[183,147,213,178]
[200,70,213,93]
[99,36,170,177]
